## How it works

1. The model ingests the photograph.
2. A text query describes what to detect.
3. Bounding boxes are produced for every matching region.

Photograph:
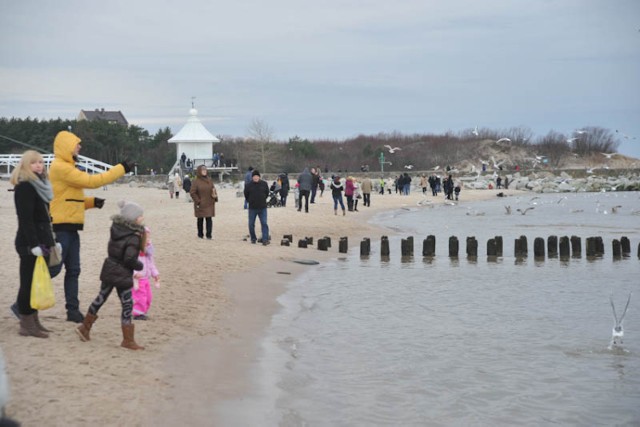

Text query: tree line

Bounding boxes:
[0,117,621,175]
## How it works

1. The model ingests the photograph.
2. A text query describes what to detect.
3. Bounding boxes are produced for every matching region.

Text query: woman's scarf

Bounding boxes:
[28,175,54,203]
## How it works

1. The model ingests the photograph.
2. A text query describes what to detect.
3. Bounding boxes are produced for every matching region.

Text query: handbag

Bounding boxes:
[45,205,62,267]
[211,186,219,202]
[30,256,56,310]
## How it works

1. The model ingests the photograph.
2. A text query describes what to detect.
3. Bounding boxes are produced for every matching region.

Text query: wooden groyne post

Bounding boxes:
[494,236,503,257]
[466,236,478,257]
[339,236,348,254]
[534,237,545,259]
[422,235,436,257]
[381,236,390,257]
[298,239,308,248]
[570,235,581,257]
[559,236,570,258]
[360,238,371,256]
[401,236,414,257]
[547,235,558,258]
[449,236,459,258]
[514,235,528,258]
[620,236,630,255]
[612,239,622,259]
[317,237,329,251]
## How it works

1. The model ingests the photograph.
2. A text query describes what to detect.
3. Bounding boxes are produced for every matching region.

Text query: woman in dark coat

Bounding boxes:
[11,150,58,338]
[189,165,217,239]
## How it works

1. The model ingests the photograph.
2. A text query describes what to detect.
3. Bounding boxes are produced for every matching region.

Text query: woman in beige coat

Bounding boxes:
[189,165,216,239]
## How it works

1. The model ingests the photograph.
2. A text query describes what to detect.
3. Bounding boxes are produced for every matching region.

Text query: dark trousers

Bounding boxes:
[310,186,317,203]
[248,208,269,242]
[88,282,133,325]
[197,217,213,238]
[363,193,370,207]
[346,195,354,211]
[17,253,37,315]
[299,190,310,212]
[48,230,81,313]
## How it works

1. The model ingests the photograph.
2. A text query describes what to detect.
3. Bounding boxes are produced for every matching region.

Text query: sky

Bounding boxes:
[1,0,639,157]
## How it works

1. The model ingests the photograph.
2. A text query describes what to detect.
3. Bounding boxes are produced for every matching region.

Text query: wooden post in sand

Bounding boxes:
[339,236,348,253]
[317,238,329,251]
[284,234,293,244]
[422,235,436,257]
[305,237,314,246]
[281,239,290,246]
[449,236,459,258]
[298,239,308,248]
[323,236,332,248]
[534,237,545,259]
[547,235,558,258]
[559,236,570,258]
[360,238,370,256]
[381,236,390,257]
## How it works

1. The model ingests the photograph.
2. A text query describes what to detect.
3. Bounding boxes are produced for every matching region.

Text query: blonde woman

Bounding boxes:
[10,150,60,338]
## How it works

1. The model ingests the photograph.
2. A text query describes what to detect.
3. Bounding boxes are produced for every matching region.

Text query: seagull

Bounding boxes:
[480,159,489,166]
[516,207,535,215]
[504,205,512,215]
[432,165,440,171]
[404,164,414,170]
[566,137,579,143]
[472,126,479,137]
[529,196,540,204]
[609,293,631,349]
[496,137,511,144]
[575,129,588,135]
[600,152,618,159]
[611,205,622,214]
[491,156,505,169]
[586,167,595,174]
[384,145,402,153]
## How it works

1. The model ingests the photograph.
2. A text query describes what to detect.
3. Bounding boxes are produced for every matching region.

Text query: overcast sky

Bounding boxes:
[1,0,639,157]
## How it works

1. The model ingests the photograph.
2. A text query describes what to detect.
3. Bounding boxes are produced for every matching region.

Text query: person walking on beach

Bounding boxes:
[379,176,385,195]
[297,167,313,213]
[279,173,290,207]
[182,174,192,203]
[76,200,146,350]
[189,165,217,239]
[244,169,270,245]
[345,176,355,211]
[167,175,175,199]
[360,175,372,207]
[172,172,182,199]
[420,174,428,195]
[11,150,59,338]
[330,175,346,216]
[31,130,132,324]
[132,226,160,320]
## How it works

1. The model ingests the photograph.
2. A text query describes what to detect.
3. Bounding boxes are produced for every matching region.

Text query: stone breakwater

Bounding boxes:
[461,170,640,193]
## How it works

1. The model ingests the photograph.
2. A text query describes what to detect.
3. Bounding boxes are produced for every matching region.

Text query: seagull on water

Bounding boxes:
[609,293,631,349]
[516,207,535,215]
[611,205,622,214]
[384,145,402,153]
[504,205,512,215]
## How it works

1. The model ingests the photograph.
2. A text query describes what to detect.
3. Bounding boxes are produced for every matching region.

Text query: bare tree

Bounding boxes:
[571,126,619,155]
[247,118,276,173]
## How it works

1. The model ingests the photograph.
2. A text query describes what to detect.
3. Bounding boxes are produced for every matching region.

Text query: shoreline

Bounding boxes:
[0,180,522,426]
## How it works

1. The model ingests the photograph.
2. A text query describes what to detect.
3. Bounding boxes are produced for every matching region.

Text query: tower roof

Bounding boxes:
[168,108,220,143]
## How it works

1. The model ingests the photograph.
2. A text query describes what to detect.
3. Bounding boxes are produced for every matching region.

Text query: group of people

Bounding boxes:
[11,130,158,350]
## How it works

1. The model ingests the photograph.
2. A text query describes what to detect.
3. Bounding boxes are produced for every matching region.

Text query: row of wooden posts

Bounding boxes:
[280,234,638,259]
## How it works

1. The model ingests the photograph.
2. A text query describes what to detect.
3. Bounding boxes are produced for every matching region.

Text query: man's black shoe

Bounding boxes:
[66,310,84,323]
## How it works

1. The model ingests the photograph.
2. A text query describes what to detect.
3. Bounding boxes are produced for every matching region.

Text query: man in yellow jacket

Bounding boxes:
[48,130,133,322]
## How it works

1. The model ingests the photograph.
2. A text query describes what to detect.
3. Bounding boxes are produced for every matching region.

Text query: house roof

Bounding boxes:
[79,109,128,126]
[168,108,220,143]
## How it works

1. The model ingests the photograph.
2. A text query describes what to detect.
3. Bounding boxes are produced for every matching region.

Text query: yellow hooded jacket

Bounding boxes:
[49,131,126,231]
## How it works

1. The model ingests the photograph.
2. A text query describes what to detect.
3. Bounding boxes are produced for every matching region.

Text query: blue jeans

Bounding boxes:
[333,196,345,210]
[48,230,81,313]
[248,208,269,242]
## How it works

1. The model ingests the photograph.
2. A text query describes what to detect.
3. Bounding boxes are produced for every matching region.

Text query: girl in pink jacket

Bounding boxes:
[132,227,160,320]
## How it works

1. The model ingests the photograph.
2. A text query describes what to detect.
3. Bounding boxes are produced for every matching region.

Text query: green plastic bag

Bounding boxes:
[30,256,55,310]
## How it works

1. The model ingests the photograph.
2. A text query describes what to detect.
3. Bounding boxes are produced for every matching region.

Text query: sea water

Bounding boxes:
[225,192,640,426]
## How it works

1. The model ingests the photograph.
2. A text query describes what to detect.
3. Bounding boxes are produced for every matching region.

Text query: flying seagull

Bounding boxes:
[600,152,618,159]
[384,145,402,153]
[496,138,511,144]
[516,207,535,215]
[609,293,632,349]
[472,126,479,137]
[404,164,414,169]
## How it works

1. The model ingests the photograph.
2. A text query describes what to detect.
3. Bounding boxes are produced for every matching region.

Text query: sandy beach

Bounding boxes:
[0,177,522,426]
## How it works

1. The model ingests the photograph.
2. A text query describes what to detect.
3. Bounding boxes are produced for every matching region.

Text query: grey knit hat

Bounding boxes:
[118,200,144,222]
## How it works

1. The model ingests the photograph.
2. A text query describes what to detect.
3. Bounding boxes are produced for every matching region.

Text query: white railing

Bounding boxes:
[0,153,114,178]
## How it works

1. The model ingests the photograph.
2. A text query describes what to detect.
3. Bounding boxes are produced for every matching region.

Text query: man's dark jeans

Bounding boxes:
[248,208,269,243]
[48,230,81,313]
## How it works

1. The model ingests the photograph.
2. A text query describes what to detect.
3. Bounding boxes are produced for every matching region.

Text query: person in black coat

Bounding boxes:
[76,200,146,350]
[279,173,290,207]
[244,170,271,245]
[11,150,59,338]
